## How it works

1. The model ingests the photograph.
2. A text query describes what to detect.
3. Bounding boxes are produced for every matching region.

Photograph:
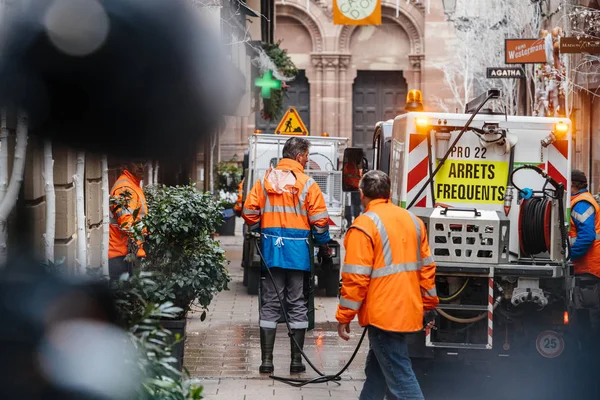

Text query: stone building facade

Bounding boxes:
[220,0,457,162]
[219,0,600,194]
[4,130,105,269]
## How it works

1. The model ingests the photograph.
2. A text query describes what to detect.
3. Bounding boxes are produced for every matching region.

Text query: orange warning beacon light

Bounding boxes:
[553,121,569,139]
[405,89,424,112]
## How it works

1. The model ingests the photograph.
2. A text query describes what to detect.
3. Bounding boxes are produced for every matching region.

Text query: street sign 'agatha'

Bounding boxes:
[487,67,525,79]
[560,37,600,54]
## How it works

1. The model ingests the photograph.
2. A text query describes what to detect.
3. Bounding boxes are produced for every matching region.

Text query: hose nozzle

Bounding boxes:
[520,188,533,200]
[541,133,556,148]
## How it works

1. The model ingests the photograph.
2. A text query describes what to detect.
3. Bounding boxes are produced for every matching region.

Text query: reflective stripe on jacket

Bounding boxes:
[242,158,330,272]
[569,190,600,278]
[336,199,439,332]
[109,170,147,259]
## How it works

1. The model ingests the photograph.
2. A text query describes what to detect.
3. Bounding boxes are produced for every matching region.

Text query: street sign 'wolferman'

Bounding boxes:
[486,67,525,79]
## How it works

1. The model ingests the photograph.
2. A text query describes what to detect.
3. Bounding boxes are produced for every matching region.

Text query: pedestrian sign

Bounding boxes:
[275,107,309,136]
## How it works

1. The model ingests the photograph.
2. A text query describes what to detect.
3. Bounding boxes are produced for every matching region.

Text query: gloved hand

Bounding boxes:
[423,309,438,330]
[246,223,261,239]
[317,244,331,264]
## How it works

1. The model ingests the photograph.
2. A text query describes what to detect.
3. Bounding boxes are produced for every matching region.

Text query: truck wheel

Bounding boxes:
[247,267,260,295]
[325,269,340,297]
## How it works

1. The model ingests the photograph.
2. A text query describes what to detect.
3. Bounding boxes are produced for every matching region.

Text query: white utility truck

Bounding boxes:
[241,132,348,296]
[342,89,575,368]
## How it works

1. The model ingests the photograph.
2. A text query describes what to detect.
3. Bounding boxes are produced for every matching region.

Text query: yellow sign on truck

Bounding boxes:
[435,159,509,204]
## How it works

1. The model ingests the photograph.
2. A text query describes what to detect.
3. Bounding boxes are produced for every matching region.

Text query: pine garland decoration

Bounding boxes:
[261,41,298,122]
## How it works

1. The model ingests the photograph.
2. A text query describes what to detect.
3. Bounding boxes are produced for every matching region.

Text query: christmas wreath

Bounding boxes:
[261,41,298,121]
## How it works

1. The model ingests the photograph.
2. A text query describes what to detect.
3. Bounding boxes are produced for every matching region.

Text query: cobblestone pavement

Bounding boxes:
[183,219,574,400]
[184,219,367,399]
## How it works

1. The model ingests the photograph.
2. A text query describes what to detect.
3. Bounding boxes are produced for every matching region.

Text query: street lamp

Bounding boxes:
[442,0,457,16]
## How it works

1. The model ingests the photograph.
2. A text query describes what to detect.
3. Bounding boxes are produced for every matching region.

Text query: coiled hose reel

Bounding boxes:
[510,165,570,259]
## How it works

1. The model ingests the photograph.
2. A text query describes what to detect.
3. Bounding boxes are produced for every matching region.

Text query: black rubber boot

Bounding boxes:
[259,328,276,373]
[290,329,306,373]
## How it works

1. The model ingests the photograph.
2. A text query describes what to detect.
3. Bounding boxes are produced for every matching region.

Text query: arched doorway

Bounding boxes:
[349,19,410,161]
[353,71,407,161]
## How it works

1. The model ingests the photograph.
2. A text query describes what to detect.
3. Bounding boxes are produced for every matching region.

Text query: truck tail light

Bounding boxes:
[563,311,569,325]
[416,117,429,128]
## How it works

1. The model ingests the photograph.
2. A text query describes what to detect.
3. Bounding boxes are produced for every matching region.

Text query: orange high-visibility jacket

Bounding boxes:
[109,170,148,259]
[242,158,330,272]
[570,191,600,278]
[234,179,244,216]
[336,199,439,332]
[343,162,361,189]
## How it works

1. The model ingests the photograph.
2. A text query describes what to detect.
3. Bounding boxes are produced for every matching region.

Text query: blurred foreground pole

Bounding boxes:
[101,155,109,276]
[0,109,8,202]
[74,151,86,273]
[0,111,28,266]
[43,140,55,265]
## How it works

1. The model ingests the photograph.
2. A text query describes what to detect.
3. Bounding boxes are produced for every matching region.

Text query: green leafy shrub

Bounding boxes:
[105,183,231,399]
[112,274,204,399]
[139,184,231,318]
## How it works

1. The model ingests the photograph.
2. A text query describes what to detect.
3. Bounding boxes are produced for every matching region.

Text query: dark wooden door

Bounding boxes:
[352,71,407,162]
[256,70,310,134]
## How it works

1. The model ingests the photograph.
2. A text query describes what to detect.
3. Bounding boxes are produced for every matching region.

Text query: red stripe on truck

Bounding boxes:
[407,158,428,192]
[547,162,567,188]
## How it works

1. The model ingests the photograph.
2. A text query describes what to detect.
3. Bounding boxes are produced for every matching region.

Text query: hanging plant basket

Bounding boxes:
[261,41,298,122]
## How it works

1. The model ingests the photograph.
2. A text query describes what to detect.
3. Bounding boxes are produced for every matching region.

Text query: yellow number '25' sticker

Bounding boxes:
[435,160,509,204]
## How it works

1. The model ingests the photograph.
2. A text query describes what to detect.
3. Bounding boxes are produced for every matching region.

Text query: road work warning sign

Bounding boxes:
[275,107,309,136]
[435,160,509,204]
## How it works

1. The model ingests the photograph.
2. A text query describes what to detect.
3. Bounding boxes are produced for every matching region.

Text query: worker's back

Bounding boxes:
[242,158,330,272]
[342,200,433,332]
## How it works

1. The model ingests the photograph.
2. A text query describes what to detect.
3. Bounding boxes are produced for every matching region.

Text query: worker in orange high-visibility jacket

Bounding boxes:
[569,169,600,394]
[242,137,331,375]
[343,158,362,227]
[109,161,147,281]
[343,159,361,190]
[336,170,438,400]
[234,179,244,217]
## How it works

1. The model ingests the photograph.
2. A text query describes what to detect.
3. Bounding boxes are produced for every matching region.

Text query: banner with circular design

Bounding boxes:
[333,0,381,25]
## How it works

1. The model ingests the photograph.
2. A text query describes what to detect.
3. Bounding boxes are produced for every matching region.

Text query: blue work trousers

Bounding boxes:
[360,326,424,400]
